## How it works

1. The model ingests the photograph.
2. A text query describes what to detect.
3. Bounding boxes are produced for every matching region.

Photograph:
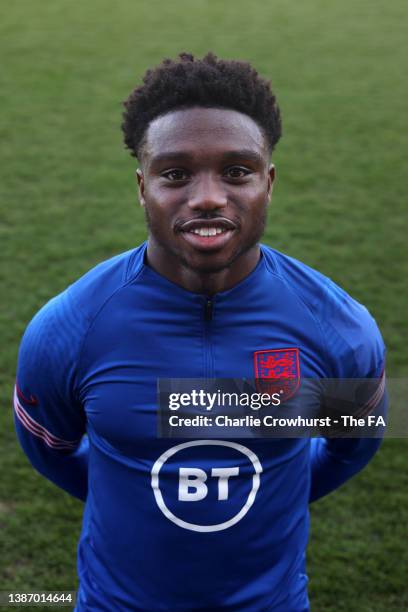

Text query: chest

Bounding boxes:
[78,292,326,451]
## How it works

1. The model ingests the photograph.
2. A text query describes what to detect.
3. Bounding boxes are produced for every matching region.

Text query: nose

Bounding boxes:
[187,173,228,212]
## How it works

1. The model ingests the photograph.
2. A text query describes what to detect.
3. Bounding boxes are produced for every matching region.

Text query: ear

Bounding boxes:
[136,168,146,207]
[267,164,276,203]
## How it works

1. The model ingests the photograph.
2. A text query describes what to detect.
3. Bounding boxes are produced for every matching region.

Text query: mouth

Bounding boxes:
[177,218,237,251]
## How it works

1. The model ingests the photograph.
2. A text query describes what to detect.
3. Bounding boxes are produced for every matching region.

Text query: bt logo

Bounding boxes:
[178,466,240,501]
[151,440,262,532]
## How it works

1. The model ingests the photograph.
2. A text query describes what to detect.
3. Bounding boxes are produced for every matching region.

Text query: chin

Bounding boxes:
[181,252,238,275]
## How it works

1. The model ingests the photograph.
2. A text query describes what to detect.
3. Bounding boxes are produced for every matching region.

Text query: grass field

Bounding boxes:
[1,0,407,610]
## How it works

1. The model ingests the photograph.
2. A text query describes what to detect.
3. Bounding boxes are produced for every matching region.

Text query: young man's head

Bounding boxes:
[122,53,282,292]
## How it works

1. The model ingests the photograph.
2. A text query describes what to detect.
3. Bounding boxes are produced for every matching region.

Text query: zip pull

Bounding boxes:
[204,298,213,321]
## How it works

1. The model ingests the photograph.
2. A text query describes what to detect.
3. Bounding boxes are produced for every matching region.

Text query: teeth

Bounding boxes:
[191,227,226,236]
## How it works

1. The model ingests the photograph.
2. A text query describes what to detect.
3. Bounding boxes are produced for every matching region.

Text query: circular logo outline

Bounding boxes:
[151,439,262,533]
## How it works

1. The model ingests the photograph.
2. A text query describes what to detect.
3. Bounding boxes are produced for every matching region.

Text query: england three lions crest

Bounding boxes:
[254,348,300,401]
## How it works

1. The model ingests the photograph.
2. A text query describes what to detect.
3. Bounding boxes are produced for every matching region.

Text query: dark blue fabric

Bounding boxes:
[15,243,386,611]
[309,389,387,502]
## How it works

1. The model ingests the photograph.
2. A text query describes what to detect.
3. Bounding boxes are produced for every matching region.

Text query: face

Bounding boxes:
[137,107,275,277]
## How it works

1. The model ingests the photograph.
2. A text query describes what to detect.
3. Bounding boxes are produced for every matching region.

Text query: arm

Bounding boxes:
[14,290,88,501]
[309,385,387,502]
[14,410,89,501]
[310,279,388,503]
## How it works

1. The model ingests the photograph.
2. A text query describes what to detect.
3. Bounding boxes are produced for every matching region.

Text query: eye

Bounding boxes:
[224,166,252,179]
[161,168,189,181]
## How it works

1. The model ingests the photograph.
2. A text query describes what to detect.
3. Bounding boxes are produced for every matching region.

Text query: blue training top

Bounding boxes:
[14,243,386,611]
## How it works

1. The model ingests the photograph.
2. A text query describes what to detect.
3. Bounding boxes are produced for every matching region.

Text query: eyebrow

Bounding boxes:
[149,149,265,166]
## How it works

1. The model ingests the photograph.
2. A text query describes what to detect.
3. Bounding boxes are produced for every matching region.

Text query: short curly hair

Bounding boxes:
[122,52,282,160]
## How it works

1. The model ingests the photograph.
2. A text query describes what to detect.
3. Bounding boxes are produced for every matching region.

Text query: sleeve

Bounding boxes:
[309,280,388,503]
[14,288,89,501]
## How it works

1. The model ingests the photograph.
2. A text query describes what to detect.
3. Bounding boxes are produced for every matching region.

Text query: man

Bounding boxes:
[14,53,386,611]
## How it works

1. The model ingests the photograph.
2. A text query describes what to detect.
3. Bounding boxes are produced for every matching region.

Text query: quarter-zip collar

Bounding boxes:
[138,241,267,304]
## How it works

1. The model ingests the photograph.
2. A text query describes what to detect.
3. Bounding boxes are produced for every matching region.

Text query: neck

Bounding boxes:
[145,241,261,295]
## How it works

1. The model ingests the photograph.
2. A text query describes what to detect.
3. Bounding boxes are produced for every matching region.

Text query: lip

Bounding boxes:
[178,217,237,233]
[179,228,236,251]
[176,217,238,252]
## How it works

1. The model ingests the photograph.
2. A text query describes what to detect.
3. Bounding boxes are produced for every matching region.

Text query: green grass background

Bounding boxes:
[1,0,407,610]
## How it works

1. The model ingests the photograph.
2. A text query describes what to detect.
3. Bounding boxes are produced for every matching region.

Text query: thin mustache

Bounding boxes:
[175,216,238,231]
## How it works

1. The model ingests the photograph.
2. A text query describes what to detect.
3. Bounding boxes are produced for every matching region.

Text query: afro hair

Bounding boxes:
[122,52,282,159]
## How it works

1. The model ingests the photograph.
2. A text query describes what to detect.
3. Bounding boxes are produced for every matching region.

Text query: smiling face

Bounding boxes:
[137,107,275,293]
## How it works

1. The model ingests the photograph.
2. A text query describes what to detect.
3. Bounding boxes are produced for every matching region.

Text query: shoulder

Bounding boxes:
[261,245,386,377]
[261,244,330,312]
[67,243,146,320]
[20,244,146,367]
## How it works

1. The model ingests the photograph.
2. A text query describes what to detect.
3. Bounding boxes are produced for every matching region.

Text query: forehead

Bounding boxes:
[143,107,268,163]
